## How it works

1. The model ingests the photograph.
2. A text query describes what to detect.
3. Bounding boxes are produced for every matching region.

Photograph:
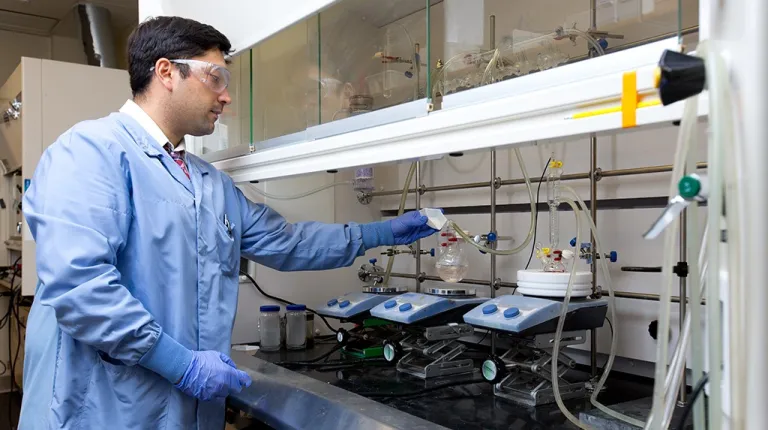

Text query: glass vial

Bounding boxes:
[286,304,307,350]
[259,305,281,352]
[306,312,315,348]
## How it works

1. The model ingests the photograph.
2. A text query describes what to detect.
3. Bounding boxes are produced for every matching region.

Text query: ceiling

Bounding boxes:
[0,0,138,35]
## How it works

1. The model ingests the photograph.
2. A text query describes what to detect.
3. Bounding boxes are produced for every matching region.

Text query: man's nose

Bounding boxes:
[219,87,232,105]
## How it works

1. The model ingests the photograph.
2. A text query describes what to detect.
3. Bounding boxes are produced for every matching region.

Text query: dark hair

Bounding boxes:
[127,16,232,97]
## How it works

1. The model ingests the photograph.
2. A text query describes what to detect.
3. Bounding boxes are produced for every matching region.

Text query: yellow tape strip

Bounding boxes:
[621,71,638,128]
[570,99,661,120]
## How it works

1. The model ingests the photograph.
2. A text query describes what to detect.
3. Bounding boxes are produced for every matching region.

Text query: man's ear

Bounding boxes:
[153,58,174,92]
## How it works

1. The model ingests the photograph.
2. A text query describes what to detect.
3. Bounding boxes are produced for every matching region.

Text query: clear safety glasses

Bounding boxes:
[150,59,231,94]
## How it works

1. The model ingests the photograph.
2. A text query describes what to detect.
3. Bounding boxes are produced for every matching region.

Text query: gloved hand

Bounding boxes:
[360,210,439,249]
[390,210,438,245]
[174,350,252,401]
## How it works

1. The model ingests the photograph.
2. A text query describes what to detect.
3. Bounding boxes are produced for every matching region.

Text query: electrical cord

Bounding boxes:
[595,317,614,376]
[309,359,392,372]
[6,257,21,429]
[476,330,489,344]
[279,357,389,369]
[274,344,345,366]
[0,262,20,330]
[524,157,552,270]
[675,373,709,429]
[239,270,338,334]
[358,378,486,399]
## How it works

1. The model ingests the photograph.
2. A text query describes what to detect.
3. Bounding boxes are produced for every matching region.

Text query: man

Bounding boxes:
[19,16,436,430]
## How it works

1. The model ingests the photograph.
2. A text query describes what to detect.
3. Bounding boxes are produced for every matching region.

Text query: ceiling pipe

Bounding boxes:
[76,3,117,68]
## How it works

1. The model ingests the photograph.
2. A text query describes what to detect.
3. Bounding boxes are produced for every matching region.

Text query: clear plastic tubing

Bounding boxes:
[451,148,536,255]
[549,197,589,429]
[259,305,281,352]
[644,92,701,430]
[704,42,725,430]
[286,304,307,350]
[561,188,645,428]
[382,162,417,286]
[252,181,353,200]
[657,230,709,428]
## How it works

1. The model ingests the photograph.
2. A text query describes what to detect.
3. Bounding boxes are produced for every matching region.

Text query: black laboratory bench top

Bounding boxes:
[228,342,654,430]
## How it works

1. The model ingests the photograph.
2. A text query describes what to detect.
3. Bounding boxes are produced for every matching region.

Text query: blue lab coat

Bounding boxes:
[19,113,371,429]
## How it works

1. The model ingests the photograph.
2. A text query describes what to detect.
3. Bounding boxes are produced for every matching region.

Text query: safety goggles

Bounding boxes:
[151,59,231,93]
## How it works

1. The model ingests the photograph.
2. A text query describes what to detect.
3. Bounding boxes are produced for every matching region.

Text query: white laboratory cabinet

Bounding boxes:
[0,58,130,296]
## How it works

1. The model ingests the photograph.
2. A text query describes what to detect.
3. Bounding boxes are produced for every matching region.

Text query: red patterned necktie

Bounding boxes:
[164,143,190,179]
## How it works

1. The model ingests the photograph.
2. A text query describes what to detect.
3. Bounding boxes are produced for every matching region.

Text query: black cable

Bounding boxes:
[0,258,20,330]
[309,359,392,372]
[7,257,20,429]
[274,344,345,366]
[524,158,552,271]
[0,359,6,375]
[358,378,486,399]
[597,317,614,375]
[476,330,489,344]
[675,373,709,429]
[280,358,389,369]
[239,270,338,334]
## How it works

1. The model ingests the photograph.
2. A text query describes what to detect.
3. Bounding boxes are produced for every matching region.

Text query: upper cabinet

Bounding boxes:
[158,0,702,180]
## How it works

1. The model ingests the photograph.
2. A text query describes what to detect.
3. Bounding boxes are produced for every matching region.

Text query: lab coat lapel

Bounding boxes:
[187,157,207,212]
[154,151,194,195]
[114,113,194,194]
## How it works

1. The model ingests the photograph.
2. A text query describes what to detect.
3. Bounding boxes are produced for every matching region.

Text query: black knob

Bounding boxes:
[656,50,706,106]
[382,339,403,363]
[482,355,509,384]
[336,328,350,345]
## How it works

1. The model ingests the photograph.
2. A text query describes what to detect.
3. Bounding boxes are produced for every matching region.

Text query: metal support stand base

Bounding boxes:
[494,375,587,407]
[492,331,590,407]
[396,323,475,380]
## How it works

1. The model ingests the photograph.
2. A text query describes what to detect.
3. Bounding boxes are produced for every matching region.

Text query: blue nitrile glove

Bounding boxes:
[174,351,252,401]
[360,210,439,248]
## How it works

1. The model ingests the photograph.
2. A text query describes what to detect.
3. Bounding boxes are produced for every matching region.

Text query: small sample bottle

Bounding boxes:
[306,312,315,348]
[259,305,281,352]
[286,304,308,350]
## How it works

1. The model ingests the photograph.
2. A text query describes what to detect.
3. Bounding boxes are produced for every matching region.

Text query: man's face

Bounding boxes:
[170,49,232,137]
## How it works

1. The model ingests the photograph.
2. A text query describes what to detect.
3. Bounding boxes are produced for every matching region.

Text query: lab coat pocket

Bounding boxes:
[215,218,238,274]
[98,352,136,378]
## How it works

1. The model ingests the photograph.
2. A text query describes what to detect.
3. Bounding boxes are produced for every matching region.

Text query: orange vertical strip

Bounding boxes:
[622,71,638,128]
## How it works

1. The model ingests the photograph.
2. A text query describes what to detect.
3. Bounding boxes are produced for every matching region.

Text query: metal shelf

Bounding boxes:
[214,38,708,183]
